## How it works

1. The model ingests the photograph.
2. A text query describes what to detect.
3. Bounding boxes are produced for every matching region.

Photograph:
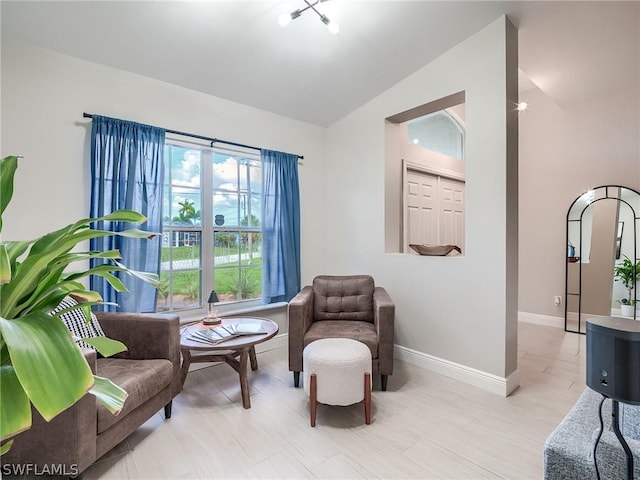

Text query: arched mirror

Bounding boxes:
[565,186,640,333]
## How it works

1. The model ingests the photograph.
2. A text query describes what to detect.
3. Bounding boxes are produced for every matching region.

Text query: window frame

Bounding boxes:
[160,140,263,315]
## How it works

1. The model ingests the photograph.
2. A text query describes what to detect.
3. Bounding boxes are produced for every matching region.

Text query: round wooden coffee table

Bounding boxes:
[180,316,279,409]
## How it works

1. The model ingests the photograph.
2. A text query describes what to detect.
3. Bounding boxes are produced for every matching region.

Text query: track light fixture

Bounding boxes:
[278,0,339,35]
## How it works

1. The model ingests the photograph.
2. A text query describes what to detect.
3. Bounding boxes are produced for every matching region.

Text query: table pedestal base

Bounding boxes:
[181,345,258,409]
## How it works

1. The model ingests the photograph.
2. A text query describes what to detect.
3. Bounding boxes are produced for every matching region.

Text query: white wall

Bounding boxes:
[518,82,640,320]
[325,17,519,394]
[0,41,328,333]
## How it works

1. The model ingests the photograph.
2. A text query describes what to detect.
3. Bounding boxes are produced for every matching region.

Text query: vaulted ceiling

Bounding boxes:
[2,1,638,126]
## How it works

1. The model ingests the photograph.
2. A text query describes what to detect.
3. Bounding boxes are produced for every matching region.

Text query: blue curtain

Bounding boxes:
[90,115,165,312]
[261,149,301,304]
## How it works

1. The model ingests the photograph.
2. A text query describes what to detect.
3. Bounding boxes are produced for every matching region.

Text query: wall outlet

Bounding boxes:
[554,296,562,306]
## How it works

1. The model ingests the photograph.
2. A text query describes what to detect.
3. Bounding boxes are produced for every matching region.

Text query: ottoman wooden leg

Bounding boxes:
[364,372,371,425]
[310,373,318,427]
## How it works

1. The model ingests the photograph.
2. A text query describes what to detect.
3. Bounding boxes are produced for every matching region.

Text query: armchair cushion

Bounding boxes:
[305,320,379,358]
[313,275,374,322]
[96,358,173,434]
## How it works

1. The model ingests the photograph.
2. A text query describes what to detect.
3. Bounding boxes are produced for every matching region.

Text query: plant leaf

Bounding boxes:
[0,312,94,421]
[62,264,130,290]
[82,336,127,357]
[3,226,156,313]
[68,290,103,304]
[0,365,31,441]
[76,209,148,227]
[115,261,160,287]
[1,439,14,455]
[97,271,128,292]
[4,240,30,268]
[89,375,128,415]
[0,244,10,285]
[0,156,19,231]
[0,345,9,364]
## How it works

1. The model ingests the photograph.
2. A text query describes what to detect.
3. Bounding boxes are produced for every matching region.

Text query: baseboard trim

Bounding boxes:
[518,311,564,328]
[395,345,519,397]
[257,333,519,396]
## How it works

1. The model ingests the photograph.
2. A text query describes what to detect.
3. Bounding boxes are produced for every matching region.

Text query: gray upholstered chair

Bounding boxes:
[288,275,395,391]
[1,312,181,477]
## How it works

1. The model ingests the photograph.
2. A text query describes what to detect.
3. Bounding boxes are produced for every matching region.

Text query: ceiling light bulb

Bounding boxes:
[413,139,419,145]
[278,13,293,28]
[517,101,528,112]
[320,14,339,35]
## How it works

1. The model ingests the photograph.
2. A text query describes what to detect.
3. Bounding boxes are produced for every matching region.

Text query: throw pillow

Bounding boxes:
[50,296,105,350]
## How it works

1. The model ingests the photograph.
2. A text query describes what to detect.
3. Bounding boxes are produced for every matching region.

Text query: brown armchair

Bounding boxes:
[288,275,395,391]
[2,312,181,477]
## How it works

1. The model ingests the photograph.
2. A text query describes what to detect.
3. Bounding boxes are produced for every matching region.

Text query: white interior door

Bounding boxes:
[403,165,465,254]
[439,178,465,250]
[405,170,438,250]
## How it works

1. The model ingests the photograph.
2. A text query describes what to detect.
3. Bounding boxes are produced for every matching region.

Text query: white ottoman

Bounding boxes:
[303,338,372,427]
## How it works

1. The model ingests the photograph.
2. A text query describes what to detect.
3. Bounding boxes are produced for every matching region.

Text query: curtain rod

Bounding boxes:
[82,113,304,160]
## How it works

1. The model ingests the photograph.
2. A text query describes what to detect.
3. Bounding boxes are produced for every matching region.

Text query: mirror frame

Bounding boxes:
[565,185,640,334]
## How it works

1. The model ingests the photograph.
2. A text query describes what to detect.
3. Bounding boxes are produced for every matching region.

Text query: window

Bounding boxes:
[407,110,465,160]
[159,143,262,312]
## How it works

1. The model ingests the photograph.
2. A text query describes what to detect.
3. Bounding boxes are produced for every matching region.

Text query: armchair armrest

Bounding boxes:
[82,346,97,374]
[95,312,181,396]
[373,287,395,376]
[2,348,99,474]
[288,286,313,372]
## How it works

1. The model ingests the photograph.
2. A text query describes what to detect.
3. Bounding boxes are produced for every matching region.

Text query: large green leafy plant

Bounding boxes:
[0,155,159,454]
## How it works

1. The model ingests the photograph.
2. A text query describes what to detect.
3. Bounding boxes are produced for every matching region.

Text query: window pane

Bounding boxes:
[168,189,201,226]
[239,265,262,301]
[241,231,262,261]
[159,231,202,311]
[164,145,201,227]
[248,159,261,194]
[214,191,239,227]
[157,271,171,311]
[214,265,238,302]
[212,153,238,192]
[213,227,262,302]
[214,264,262,302]
[169,270,201,310]
[212,153,239,227]
[214,231,240,263]
[407,110,464,160]
[170,147,201,188]
[249,193,261,227]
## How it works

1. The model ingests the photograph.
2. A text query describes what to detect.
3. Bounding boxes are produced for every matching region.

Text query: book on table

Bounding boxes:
[188,322,269,345]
